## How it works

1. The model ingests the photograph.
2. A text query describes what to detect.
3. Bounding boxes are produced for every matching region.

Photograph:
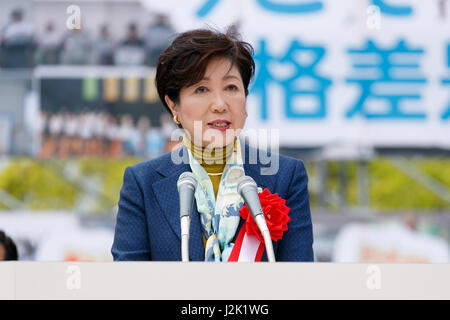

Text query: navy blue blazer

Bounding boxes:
[111,143,314,262]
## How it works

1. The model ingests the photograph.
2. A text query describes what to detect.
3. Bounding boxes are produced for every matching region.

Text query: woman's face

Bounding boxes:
[165,56,247,148]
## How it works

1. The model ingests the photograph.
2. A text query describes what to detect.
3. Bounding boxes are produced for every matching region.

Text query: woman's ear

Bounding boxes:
[165,95,177,116]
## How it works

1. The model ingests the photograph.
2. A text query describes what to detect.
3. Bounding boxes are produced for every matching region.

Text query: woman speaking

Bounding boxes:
[111,28,314,262]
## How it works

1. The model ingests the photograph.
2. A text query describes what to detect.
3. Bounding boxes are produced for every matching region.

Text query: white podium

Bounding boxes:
[1,262,449,300]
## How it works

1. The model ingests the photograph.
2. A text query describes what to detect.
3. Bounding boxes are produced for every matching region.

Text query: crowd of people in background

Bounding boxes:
[39,111,179,159]
[0,7,181,159]
[0,8,176,68]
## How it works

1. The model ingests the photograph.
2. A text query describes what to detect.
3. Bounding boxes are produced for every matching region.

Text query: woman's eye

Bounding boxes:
[226,85,238,91]
[195,86,208,93]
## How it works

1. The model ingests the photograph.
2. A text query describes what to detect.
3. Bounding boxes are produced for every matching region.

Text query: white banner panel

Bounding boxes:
[144,0,450,148]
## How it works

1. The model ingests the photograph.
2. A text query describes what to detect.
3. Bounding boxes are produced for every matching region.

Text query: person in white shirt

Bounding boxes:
[0,9,34,68]
[37,22,61,65]
[114,24,145,66]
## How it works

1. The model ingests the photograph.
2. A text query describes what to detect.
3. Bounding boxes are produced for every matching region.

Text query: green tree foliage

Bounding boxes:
[0,158,78,209]
[0,157,448,213]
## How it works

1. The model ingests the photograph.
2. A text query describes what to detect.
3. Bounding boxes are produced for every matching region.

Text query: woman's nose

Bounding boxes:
[210,93,227,113]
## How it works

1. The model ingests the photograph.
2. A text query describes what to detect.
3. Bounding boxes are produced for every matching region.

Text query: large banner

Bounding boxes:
[146,0,450,148]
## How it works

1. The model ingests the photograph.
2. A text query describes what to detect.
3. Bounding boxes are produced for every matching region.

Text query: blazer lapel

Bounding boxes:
[152,146,204,261]
[242,142,276,193]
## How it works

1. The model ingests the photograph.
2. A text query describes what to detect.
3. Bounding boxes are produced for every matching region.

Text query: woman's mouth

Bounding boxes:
[207,120,231,131]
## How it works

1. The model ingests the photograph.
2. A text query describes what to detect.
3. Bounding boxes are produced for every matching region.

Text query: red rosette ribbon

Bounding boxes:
[239,188,291,243]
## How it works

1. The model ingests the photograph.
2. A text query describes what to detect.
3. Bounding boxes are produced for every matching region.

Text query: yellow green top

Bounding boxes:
[183,136,233,198]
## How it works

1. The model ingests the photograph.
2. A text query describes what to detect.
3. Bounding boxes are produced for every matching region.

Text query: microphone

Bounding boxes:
[237,176,276,262]
[177,172,198,262]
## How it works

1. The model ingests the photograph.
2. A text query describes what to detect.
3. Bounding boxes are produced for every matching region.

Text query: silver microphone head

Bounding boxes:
[177,172,198,220]
[177,172,197,192]
[237,175,258,196]
[237,175,264,219]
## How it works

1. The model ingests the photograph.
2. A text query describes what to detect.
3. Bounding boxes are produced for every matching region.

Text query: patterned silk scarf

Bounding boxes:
[184,135,245,262]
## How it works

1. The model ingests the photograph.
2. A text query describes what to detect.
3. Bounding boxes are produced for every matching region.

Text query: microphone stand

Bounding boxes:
[177,172,197,263]
[253,215,276,263]
[180,215,190,262]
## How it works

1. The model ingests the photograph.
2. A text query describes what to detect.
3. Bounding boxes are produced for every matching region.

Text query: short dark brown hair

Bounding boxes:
[155,27,255,114]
